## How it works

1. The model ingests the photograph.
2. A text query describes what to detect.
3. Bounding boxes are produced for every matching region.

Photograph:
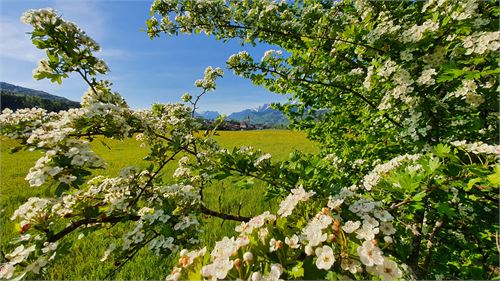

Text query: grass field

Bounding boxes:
[0,130,318,280]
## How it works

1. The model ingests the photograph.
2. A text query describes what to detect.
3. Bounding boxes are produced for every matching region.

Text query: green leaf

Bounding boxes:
[412,191,427,201]
[436,74,454,83]
[55,182,70,196]
[466,178,482,191]
[325,271,345,281]
[436,202,455,217]
[212,171,231,180]
[83,206,100,219]
[428,157,441,173]
[234,177,254,189]
[289,262,305,278]
[487,165,500,186]
[434,144,451,156]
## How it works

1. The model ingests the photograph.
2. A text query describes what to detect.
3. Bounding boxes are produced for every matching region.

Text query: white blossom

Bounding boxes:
[285,235,300,249]
[357,241,384,267]
[417,68,437,86]
[277,186,314,217]
[341,258,361,274]
[373,258,403,281]
[315,245,335,270]
[356,224,380,241]
[342,220,361,233]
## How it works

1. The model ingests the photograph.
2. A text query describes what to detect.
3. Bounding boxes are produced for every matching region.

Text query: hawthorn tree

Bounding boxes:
[147,0,500,277]
[0,1,498,280]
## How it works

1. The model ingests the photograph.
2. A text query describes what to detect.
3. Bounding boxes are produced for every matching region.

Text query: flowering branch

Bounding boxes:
[47,214,141,243]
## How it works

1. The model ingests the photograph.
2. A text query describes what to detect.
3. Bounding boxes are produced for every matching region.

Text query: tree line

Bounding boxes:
[1,90,80,112]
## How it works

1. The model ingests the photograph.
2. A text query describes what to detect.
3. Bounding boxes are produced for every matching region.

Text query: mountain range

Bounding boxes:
[196,104,288,126]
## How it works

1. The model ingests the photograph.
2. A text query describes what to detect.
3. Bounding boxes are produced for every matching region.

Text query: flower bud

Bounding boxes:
[328,234,336,243]
[251,272,262,281]
[179,256,189,267]
[181,93,192,102]
[332,220,340,232]
[305,245,314,256]
[384,236,393,244]
[243,252,253,262]
[276,240,284,250]
[234,258,242,269]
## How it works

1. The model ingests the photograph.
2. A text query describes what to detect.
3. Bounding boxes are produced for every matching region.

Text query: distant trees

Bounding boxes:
[1,91,80,112]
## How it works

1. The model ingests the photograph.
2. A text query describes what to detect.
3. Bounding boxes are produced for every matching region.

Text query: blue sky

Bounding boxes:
[0,0,288,114]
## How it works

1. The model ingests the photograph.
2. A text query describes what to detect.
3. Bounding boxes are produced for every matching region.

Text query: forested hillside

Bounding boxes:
[0,82,80,112]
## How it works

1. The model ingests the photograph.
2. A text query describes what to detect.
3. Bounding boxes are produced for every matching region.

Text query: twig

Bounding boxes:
[496,232,500,254]
[249,64,404,128]
[191,89,208,117]
[422,218,444,276]
[128,149,182,209]
[200,205,250,222]
[105,231,160,279]
[407,208,426,277]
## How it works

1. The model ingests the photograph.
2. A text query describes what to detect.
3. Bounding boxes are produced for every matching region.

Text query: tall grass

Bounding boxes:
[0,130,318,279]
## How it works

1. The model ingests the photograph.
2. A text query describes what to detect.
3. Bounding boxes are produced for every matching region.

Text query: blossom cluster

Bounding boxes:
[21,8,105,82]
[168,185,404,280]
[194,67,224,91]
[0,108,56,140]
[446,79,485,108]
[362,154,421,191]
[277,186,314,217]
[450,140,500,156]
[462,31,500,55]
[2,163,203,279]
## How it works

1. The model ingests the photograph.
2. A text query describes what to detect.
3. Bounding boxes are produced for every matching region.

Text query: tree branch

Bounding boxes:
[422,218,444,276]
[191,89,208,117]
[128,149,182,209]
[76,68,99,96]
[200,204,250,222]
[407,208,426,277]
[249,64,403,128]
[47,214,140,243]
[162,20,385,54]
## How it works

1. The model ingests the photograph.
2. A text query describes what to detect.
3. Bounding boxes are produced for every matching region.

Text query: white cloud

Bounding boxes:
[0,0,111,64]
[52,0,106,39]
[0,18,44,62]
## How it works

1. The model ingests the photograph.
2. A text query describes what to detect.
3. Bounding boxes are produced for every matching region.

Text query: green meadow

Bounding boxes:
[0,130,318,280]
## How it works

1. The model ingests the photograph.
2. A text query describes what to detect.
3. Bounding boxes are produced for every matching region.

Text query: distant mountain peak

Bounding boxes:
[254,103,271,112]
[227,104,288,126]
[195,110,221,120]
